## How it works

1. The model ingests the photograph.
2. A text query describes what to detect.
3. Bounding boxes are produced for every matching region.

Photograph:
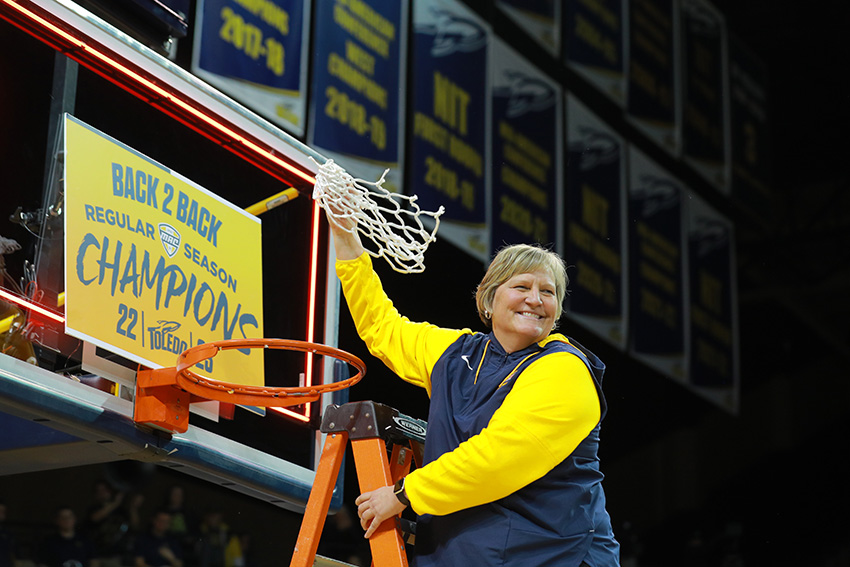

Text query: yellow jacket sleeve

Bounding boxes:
[335,253,469,394]
[404,351,601,516]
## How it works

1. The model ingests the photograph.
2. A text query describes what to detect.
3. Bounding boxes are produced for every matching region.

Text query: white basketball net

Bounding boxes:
[311,158,445,273]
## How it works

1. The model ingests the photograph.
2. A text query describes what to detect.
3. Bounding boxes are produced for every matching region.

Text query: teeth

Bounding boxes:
[519,312,542,319]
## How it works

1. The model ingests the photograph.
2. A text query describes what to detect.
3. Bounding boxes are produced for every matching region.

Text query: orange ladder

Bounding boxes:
[290,401,426,567]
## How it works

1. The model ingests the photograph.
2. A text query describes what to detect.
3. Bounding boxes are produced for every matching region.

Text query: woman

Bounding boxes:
[330,217,619,567]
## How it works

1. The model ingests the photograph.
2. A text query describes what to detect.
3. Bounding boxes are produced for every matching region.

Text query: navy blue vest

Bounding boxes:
[413,333,619,567]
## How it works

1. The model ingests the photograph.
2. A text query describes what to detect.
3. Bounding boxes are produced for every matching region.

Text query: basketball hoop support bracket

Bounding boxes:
[134,366,208,433]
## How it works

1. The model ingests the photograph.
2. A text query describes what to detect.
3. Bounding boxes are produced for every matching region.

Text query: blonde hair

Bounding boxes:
[475,244,568,328]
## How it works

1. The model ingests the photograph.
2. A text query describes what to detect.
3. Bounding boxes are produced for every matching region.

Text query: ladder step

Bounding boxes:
[399,518,416,545]
[312,554,360,567]
[321,400,427,445]
[292,401,421,567]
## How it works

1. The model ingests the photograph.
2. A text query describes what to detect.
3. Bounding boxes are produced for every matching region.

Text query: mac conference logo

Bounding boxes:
[158,223,181,258]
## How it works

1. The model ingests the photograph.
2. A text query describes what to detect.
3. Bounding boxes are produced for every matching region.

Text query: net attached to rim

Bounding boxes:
[311,158,445,273]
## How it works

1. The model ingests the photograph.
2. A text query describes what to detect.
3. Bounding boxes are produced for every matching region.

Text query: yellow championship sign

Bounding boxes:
[63,114,264,386]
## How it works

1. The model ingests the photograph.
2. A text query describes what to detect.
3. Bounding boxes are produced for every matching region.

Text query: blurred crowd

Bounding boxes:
[0,474,759,567]
[0,476,372,567]
[0,481,259,567]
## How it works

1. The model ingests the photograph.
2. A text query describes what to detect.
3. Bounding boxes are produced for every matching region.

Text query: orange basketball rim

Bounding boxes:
[133,338,366,433]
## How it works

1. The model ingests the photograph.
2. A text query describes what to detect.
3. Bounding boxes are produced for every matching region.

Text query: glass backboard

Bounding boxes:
[0,6,346,513]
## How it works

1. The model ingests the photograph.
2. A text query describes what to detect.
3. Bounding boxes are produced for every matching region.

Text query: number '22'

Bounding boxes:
[117,304,138,340]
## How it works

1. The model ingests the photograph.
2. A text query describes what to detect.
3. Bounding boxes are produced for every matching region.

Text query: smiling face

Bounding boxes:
[490,269,558,353]
[475,244,568,349]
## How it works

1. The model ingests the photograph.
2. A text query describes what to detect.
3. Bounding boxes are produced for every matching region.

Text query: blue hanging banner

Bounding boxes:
[490,38,562,255]
[565,95,627,351]
[410,0,491,262]
[628,146,687,382]
[563,0,626,106]
[729,34,772,225]
[308,0,407,192]
[191,0,310,136]
[687,193,739,413]
[680,0,729,191]
[626,0,680,155]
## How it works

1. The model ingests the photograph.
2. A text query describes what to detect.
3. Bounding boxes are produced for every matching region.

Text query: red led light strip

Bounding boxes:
[0,288,65,325]
[0,0,328,422]
[0,0,316,188]
[272,201,323,423]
